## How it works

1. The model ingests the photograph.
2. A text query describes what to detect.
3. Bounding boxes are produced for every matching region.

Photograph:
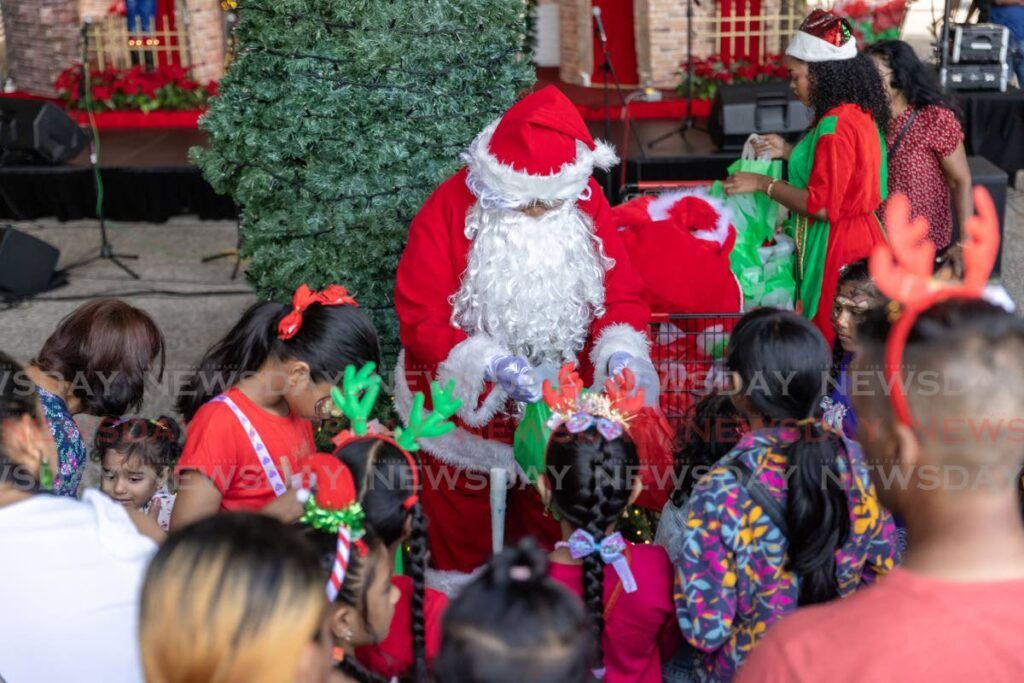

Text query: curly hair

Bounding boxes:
[808,53,891,132]
[866,40,962,119]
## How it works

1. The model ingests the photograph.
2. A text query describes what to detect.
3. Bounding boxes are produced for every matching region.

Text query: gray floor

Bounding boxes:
[0,216,256,438]
[1,185,1022,439]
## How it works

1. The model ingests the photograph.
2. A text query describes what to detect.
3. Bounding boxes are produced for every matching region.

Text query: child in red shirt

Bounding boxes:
[340,438,447,681]
[538,368,682,683]
[171,284,380,528]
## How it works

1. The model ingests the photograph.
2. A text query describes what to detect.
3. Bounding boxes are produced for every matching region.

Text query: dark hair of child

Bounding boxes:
[672,392,743,505]
[92,416,182,472]
[176,299,381,421]
[435,538,592,683]
[305,520,387,683]
[33,299,165,416]
[337,438,430,683]
[726,307,851,606]
[544,424,639,671]
[857,297,1024,513]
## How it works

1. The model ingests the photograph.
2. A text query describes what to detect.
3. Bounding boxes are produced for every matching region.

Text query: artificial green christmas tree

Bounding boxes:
[194,0,534,364]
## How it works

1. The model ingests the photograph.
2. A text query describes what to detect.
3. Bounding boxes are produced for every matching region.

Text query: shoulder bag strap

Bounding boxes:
[213,394,288,497]
[731,457,789,538]
[887,108,921,161]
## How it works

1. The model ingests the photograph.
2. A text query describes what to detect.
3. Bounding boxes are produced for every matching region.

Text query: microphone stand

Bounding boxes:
[648,0,700,150]
[62,19,140,280]
[592,8,646,202]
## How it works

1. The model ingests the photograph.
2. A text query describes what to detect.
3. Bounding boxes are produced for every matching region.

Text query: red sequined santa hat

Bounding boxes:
[462,85,618,209]
[786,9,857,63]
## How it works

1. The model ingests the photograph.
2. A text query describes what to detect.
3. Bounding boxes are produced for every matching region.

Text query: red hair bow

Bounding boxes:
[277,284,358,341]
[870,188,1000,426]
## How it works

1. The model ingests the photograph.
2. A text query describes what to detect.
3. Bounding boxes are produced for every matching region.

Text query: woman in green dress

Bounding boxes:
[723,10,890,346]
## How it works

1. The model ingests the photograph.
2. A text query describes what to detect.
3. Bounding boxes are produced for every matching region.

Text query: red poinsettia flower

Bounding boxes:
[206,80,219,97]
[92,85,113,101]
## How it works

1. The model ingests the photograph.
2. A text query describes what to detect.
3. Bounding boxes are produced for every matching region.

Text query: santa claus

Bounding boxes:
[394,86,656,592]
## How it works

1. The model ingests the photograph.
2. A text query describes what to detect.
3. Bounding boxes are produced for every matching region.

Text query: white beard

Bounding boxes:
[451,202,612,367]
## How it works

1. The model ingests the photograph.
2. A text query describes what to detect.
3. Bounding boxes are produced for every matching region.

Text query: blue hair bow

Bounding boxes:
[559,529,637,594]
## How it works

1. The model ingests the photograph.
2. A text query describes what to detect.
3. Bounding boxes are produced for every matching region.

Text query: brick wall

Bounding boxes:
[183,0,224,84]
[0,0,81,95]
[559,0,592,85]
[79,0,110,22]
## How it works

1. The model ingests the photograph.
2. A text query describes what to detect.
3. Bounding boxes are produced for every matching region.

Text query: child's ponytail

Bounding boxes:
[725,308,853,607]
[176,302,289,421]
[406,502,430,683]
[784,423,851,605]
[436,538,591,683]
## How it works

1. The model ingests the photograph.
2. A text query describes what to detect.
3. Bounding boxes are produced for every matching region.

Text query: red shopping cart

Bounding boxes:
[649,312,744,433]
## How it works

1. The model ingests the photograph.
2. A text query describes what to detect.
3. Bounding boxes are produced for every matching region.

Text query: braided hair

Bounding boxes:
[337,438,430,682]
[545,424,639,671]
[435,538,591,683]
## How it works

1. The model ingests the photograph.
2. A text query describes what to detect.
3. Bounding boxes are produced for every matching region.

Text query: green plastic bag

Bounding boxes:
[709,158,784,305]
[513,402,552,486]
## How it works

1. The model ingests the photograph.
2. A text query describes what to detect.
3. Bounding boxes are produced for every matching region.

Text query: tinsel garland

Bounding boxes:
[300,496,366,537]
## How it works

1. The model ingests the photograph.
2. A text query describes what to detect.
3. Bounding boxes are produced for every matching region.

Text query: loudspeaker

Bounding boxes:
[0,226,61,296]
[952,156,1007,276]
[951,24,1010,64]
[709,83,813,152]
[942,63,1009,92]
[0,98,88,165]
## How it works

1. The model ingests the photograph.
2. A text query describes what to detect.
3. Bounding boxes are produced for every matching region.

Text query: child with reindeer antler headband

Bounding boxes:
[739,189,1024,682]
[173,284,380,530]
[537,364,682,682]
[327,363,460,683]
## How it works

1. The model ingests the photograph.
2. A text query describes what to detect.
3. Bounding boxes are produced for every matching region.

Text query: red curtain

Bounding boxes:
[719,0,764,64]
[591,0,640,87]
[155,0,180,67]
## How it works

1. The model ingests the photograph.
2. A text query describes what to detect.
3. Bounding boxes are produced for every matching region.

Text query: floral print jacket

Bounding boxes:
[673,427,899,681]
[37,386,87,496]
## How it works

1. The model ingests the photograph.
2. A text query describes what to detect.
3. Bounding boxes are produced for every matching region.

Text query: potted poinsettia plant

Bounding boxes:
[678,54,789,101]
[55,63,217,112]
[833,0,908,47]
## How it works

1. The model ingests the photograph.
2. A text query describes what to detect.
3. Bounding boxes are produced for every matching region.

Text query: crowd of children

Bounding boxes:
[1,230,1022,681]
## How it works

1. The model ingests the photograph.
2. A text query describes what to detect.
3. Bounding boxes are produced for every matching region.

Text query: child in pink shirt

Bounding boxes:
[538,395,682,682]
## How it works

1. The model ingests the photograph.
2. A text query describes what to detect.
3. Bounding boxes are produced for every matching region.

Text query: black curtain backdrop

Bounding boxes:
[956,86,1024,186]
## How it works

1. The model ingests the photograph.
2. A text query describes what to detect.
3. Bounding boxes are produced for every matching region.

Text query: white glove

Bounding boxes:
[607,352,660,408]
[486,355,542,404]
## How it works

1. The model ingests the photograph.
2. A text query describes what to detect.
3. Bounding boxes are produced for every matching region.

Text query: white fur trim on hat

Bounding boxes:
[461,120,619,209]
[646,188,734,248]
[589,323,652,390]
[786,30,857,62]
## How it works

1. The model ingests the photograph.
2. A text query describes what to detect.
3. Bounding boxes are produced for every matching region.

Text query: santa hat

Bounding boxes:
[786,10,857,63]
[462,85,618,208]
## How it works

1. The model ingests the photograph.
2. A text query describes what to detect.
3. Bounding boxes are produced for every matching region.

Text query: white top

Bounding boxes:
[0,489,156,683]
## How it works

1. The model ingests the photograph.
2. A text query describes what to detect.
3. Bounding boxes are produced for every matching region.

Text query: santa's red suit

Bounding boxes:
[394,86,652,593]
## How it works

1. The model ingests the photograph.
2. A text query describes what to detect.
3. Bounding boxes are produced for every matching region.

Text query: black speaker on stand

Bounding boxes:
[0,98,88,165]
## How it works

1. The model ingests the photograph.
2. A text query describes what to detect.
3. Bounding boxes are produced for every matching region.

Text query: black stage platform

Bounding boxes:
[0,129,236,222]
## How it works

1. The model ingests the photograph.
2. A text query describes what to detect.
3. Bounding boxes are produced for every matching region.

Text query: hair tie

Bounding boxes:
[556,529,637,593]
[277,283,358,341]
[508,565,532,582]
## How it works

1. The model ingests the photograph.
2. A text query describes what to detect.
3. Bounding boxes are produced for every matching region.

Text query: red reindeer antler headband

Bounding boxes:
[869,188,1000,426]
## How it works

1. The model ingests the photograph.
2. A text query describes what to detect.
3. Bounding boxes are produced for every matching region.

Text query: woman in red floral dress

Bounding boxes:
[867,40,972,251]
